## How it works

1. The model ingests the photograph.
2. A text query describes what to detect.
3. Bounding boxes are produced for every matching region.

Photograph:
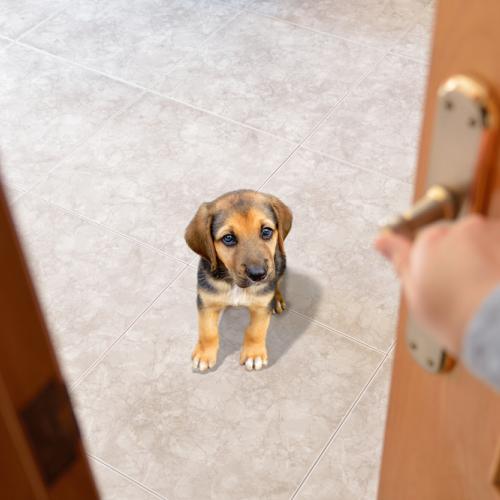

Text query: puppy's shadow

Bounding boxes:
[215,269,322,370]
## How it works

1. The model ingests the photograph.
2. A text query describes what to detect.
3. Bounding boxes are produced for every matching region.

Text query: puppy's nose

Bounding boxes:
[246,265,267,282]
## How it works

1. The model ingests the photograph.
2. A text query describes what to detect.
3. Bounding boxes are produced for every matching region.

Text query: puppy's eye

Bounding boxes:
[261,227,274,240]
[222,234,237,246]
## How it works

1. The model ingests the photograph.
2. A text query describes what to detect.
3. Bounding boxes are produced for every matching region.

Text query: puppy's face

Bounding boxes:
[213,206,278,287]
[185,191,292,288]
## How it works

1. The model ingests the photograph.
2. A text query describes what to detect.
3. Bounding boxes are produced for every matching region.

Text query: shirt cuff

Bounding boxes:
[462,285,500,392]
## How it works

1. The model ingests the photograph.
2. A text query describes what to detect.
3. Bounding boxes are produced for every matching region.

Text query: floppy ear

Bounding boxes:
[185,202,217,271]
[269,196,293,255]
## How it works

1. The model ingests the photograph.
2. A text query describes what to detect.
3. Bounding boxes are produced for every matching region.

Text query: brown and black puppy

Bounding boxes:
[185,190,292,372]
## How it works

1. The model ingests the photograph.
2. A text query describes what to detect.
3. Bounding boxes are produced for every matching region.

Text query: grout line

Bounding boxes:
[14,3,69,42]
[21,193,190,265]
[257,48,390,190]
[2,181,26,202]
[0,35,15,48]
[290,349,391,499]
[71,263,188,389]
[274,11,431,186]
[10,189,26,203]
[12,8,300,147]
[27,193,188,266]
[241,7,388,54]
[15,5,68,42]
[150,89,300,147]
[162,261,196,288]
[386,1,434,66]
[244,1,434,66]
[12,190,30,205]
[257,143,302,191]
[244,3,431,187]
[13,38,300,148]
[388,50,429,65]
[17,90,148,200]
[299,144,414,186]
[387,341,396,355]
[288,309,387,355]
[301,49,390,140]
[88,454,167,500]
[8,83,193,268]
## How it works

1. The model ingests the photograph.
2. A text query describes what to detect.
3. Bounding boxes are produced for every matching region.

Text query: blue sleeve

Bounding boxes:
[462,285,500,392]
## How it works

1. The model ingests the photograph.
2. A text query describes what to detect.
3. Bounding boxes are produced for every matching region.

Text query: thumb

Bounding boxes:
[375,231,412,280]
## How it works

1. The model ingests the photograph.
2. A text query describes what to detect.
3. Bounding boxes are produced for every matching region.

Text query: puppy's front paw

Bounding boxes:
[240,345,268,371]
[273,289,286,315]
[192,343,218,372]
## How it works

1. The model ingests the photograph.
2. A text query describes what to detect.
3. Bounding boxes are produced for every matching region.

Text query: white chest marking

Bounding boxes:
[229,286,251,307]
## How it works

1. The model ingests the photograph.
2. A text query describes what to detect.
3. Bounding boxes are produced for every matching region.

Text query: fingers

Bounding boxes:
[375,223,453,310]
[375,231,412,279]
[376,222,451,269]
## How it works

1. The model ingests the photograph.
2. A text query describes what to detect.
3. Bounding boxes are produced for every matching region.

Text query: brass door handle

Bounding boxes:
[382,74,499,374]
[383,185,459,239]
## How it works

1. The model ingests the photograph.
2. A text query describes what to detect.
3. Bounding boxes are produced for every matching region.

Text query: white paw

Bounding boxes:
[192,356,215,372]
[244,357,268,371]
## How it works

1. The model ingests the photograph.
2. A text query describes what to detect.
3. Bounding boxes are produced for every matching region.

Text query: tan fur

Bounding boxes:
[240,306,271,365]
[192,307,222,369]
[273,285,286,314]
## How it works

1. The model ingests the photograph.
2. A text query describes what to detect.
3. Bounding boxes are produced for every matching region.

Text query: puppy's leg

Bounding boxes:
[240,306,271,371]
[192,306,222,372]
[273,283,287,315]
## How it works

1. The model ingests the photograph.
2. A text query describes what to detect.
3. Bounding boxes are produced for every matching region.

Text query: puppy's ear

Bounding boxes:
[185,202,217,271]
[269,196,293,255]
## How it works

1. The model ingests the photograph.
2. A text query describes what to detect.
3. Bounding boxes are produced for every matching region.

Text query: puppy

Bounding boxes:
[185,190,292,372]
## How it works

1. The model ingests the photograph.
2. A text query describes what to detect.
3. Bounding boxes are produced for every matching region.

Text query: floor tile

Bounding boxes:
[395,1,435,62]
[263,148,411,351]
[251,0,431,53]
[0,43,140,190]
[305,54,427,182]
[32,93,296,261]
[90,458,161,500]
[11,195,184,384]
[166,12,383,142]
[295,355,393,500]
[22,0,242,89]
[0,0,66,39]
[74,281,382,500]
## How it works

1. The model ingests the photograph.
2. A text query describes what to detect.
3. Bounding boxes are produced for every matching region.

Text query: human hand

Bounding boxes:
[375,215,500,355]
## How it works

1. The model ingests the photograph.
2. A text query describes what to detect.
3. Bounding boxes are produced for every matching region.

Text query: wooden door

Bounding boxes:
[378,1,500,499]
[0,181,99,499]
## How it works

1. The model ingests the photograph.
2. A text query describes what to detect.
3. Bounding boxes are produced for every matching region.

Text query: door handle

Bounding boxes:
[384,184,458,240]
[381,74,499,373]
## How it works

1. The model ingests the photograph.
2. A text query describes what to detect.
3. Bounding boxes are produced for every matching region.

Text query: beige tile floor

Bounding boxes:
[1,1,433,498]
